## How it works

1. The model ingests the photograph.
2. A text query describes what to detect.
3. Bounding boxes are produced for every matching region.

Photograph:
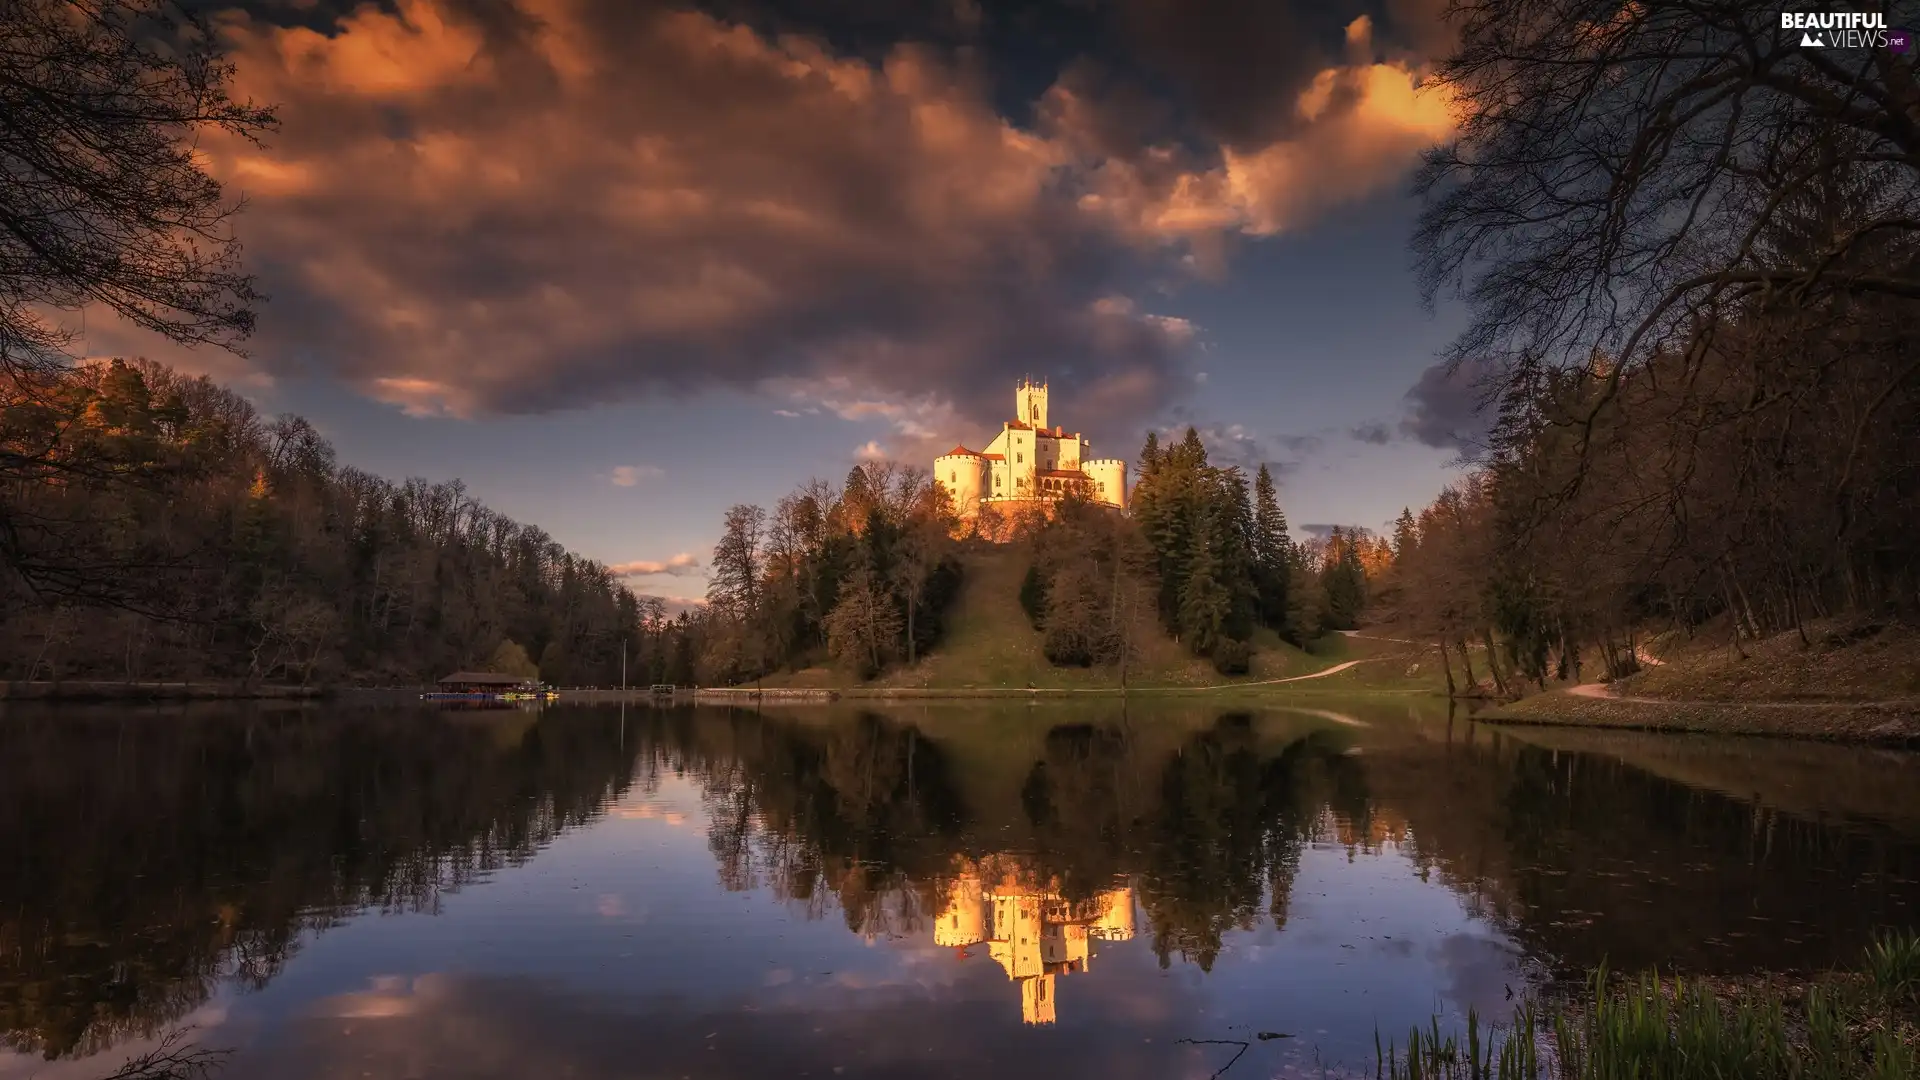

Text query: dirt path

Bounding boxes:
[1192,658,1374,691]
[1564,682,1901,710]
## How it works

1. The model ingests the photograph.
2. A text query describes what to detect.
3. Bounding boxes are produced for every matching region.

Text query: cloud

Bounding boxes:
[1398,357,1496,453]
[1155,418,1313,476]
[610,553,701,577]
[609,464,663,487]
[147,0,1218,437]
[636,593,707,617]
[1348,421,1394,445]
[1046,16,1457,265]
[772,408,802,417]
[853,439,890,462]
[68,1,1456,447]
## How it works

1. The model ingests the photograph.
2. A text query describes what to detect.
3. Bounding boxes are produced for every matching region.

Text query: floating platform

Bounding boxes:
[419,691,559,702]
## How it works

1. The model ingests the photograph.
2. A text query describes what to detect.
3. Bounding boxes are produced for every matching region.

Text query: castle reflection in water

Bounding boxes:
[933,858,1136,1025]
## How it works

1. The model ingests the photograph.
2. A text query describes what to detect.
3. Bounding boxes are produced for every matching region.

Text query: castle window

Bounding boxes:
[1016,452,1023,463]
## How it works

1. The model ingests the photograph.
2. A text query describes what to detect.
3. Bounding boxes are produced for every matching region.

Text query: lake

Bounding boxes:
[2,699,1917,1079]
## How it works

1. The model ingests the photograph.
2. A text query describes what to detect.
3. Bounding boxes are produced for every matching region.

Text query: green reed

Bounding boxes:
[1867,929,1920,1004]
[1375,937,1920,1080]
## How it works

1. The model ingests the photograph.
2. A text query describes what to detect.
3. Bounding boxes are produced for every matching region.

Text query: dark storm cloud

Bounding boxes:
[85,0,1455,441]
[1397,357,1495,452]
[1110,0,1363,147]
[185,0,1198,431]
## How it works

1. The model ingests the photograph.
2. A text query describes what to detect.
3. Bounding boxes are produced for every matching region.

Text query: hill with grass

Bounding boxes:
[754,547,1439,694]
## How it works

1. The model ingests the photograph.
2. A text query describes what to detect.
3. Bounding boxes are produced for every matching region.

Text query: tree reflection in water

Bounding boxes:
[4,701,1919,1060]
[0,704,638,1060]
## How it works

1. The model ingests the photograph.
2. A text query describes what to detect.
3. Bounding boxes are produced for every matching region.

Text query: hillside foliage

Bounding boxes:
[636,463,964,687]
[1381,0,1920,697]
[1,359,643,685]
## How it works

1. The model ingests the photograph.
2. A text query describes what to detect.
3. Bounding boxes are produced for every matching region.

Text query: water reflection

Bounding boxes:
[0,700,1916,1079]
[935,865,1135,1024]
[0,704,635,1060]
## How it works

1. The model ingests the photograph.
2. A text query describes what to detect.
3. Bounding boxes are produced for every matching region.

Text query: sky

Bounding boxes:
[84,0,1494,607]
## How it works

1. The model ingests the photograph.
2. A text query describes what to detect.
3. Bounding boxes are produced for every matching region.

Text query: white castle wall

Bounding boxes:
[1083,459,1127,510]
[936,452,987,514]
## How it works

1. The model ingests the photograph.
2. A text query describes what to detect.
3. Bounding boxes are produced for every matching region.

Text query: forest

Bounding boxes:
[0,359,644,685]
[1371,0,1920,696]
[638,427,1388,688]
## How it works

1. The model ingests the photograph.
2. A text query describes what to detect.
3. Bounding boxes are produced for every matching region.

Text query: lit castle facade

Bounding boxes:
[934,863,1136,1025]
[936,379,1128,521]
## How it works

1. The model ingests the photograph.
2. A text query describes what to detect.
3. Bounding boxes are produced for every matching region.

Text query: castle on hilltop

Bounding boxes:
[936,379,1128,521]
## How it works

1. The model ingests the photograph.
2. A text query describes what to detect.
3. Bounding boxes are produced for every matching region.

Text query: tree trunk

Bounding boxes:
[906,591,917,666]
[1437,640,1457,698]
[1481,627,1511,698]
[1457,637,1478,694]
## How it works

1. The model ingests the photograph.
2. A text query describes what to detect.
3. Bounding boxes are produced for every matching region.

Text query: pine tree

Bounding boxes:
[1252,464,1293,635]
[1216,467,1259,642]
[1177,507,1231,655]
[1137,431,1161,481]
[1391,507,1418,561]
[1321,527,1367,631]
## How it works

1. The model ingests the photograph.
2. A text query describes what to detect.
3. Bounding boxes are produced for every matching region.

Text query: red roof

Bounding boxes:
[1038,469,1090,479]
[1005,419,1031,430]
[980,453,1005,461]
[941,445,983,457]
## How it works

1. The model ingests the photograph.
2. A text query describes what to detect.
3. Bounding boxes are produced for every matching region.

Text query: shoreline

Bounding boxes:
[0,680,329,702]
[1481,686,1920,746]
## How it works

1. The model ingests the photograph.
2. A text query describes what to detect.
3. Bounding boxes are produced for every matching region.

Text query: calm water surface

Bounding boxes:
[2,700,1917,1079]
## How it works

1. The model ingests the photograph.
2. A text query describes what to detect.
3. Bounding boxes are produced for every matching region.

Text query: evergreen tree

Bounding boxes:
[1177,509,1232,655]
[1321,527,1367,631]
[1390,507,1419,561]
[1137,431,1161,481]
[1252,464,1293,637]
[1215,467,1259,643]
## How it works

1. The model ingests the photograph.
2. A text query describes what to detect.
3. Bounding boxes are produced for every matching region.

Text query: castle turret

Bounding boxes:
[1021,974,1058,1025]
[935,873,988,948]
[1091,887,1136,942]
[936,446,988,517]
[1016,378,1048,430]
[1083,458,1127,510]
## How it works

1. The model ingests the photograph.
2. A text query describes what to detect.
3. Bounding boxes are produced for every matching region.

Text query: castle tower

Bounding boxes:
[1021,974,1058,1025]
[1016,378,1048,430]
[1083,458,1128,511]
[935,874,988,948]
[1091,887,1137,942]
[935,446,988,517]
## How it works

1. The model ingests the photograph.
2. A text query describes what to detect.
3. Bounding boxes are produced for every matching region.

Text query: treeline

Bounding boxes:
[1387,326,1920,697]
[1021,428,1379,675]
[1392,1,1920,694]
[631,463,963,687]
[0,359,642,685]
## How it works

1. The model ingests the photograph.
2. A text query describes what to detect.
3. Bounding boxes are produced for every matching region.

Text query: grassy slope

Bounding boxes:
[1485,616,1920,744]
[762,548,1440,693]
[1628,616,1920,702]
